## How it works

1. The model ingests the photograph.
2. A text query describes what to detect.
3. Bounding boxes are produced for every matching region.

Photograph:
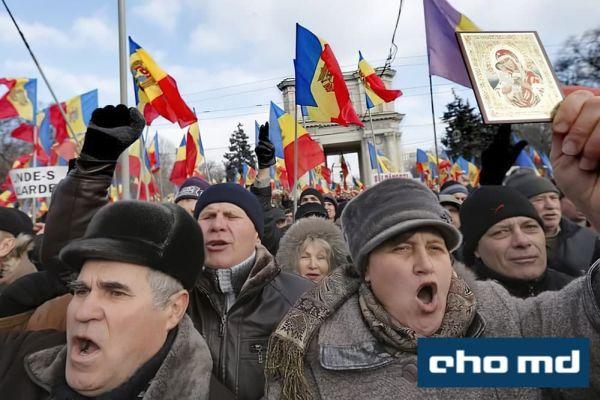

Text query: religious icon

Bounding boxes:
[456,31,563,124]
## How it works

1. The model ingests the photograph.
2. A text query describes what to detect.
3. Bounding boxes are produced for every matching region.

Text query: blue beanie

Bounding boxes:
[193,183,264,239]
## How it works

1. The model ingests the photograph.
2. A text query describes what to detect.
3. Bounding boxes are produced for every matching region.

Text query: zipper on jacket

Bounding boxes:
[220,314,228,381]
[249,343,264,364]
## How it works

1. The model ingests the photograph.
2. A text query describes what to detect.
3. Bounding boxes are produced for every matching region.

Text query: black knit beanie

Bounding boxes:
[504,171,558,199]
[299,188,324,205]
[193,183,264,239]
[460,186,545,266]
[295,202,328,220]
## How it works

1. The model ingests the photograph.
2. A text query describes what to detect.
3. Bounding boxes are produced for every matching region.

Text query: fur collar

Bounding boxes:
[25,314,212,400]
[275,217,349,275]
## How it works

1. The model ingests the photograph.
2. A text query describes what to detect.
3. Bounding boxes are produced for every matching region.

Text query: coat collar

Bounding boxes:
[25,315,212,400]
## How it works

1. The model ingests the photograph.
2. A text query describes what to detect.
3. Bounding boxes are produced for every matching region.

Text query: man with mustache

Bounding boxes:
[505,171,600,277]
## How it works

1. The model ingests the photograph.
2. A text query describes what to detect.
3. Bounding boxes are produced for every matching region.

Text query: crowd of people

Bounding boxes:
[0,89,599,399]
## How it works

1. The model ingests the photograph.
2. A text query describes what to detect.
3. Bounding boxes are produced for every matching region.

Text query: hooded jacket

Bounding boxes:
[276,216,349,277]
[266,262,600,400]
[0,315,212,399]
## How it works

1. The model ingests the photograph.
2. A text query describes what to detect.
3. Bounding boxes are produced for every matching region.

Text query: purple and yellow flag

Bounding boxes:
[423,0,479,87]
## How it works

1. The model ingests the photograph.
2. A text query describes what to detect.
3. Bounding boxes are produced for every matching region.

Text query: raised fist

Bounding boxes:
[80,105,146,162]
[255,122,276,169]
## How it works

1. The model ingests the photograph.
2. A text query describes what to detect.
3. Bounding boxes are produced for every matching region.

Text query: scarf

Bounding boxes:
[358,271,476,355]
[265,264,361,400]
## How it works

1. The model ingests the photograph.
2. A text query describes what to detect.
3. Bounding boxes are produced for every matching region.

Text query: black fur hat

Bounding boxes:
[60,201,204,289]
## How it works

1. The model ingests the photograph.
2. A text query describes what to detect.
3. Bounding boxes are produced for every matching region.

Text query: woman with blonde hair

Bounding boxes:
[276,216,348,283]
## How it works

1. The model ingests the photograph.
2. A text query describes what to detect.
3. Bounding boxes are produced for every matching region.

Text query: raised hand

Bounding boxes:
[255,122,276,169]
[551,90,600,228]
[80,104,146,162]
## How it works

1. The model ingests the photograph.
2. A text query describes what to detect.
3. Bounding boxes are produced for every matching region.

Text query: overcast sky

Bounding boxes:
[1,0,598,169]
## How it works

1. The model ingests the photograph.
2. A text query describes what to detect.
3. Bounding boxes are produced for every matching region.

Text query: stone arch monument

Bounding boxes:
[277,67,405,186]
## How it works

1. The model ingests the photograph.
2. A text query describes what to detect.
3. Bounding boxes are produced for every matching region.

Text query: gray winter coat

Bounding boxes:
[1,314,213,399]
[266,262,600,399]
[276,216,349,276]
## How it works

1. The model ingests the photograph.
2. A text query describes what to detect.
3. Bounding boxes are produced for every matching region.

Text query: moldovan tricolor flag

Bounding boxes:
[129,37,196,128]
[423,0,479,87]
[358,52,402,108]
[295,24,363,127]
[0,78,37,142]
[269,102,325,187]
[169,134,188,186]
[147,131,160,173]
[186,122,204,176]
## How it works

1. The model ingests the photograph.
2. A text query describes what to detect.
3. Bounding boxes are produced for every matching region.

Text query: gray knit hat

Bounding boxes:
[504,170,558,199]
[340,178,462,275]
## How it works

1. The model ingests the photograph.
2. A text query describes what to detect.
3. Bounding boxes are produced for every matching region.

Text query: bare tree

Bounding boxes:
[204,160,226,183]
[555,28,600,86]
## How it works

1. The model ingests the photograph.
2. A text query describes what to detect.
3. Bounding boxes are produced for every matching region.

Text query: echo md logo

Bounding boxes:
[417,338,589,388]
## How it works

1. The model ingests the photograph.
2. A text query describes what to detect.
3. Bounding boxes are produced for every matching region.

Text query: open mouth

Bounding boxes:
[73,336,100,358]
[417,283,436,304]
[416,282,439,313]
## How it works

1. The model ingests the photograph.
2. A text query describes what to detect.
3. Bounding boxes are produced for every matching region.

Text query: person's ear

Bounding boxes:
[165,290,189,331]
[0,236,16,258]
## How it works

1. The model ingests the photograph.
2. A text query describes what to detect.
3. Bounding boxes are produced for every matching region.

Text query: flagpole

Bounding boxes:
[152,130,165,200]
[192,108,212,183]
[117,0,131,200]
[293,103,299,215]
[428,74,441,186]
[31,124,38,221]
[367,107,382,184]
[137,127,149,200]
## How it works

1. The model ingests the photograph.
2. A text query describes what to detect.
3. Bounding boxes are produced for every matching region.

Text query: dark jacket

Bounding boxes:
[251,183,287,255]
[188,245,312,400]
[471,258,573,298]
[0,315,212,400]
[547,218,600,277]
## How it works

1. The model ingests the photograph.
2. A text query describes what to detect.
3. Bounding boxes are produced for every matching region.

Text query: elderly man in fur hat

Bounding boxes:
[0,194,213,397]
[265,90,600,399]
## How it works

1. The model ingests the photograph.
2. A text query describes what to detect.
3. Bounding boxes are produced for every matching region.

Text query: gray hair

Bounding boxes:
[146,268,185,309]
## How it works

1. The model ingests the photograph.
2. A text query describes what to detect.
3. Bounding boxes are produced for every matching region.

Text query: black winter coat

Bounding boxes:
[471,258,574,298]
[547,218,600,277]
[189,245,311,400]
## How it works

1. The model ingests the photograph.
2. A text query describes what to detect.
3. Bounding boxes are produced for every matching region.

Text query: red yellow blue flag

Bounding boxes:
[0,78,37,142]
[269,102,324,187]
[129,37,196,128]
[358,52,402,108]
[295,24,363,127]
